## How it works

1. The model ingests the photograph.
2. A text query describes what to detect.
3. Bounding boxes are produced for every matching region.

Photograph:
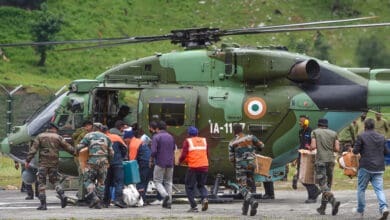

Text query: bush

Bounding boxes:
[355,36,390,68]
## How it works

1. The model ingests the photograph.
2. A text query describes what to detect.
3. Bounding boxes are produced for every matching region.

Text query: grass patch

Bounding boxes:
[0,155,21,189]
[277,163,390,190]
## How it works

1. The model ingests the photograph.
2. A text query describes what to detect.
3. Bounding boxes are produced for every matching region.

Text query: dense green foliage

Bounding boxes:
[30,3,64,66]
[356,36,390,68]
[0,0,389,90]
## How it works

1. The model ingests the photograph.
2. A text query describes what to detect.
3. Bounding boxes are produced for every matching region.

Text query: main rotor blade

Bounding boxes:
[228,16,378,32]
[0,34,172,47]
[56,37,171,51]
[223,22,390,36]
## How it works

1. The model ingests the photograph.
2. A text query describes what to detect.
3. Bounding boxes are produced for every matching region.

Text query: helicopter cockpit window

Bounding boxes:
[57,115,69,128]
[149,97,185,126]
[56,113,84,133]
[27,93,67,136]
[145,64,152,71]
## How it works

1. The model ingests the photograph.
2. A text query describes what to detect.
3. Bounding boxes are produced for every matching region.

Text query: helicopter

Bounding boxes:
[1,17,390,194]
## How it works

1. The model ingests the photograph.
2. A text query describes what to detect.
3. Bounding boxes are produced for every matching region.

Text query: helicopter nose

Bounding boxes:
[0,137,10,154]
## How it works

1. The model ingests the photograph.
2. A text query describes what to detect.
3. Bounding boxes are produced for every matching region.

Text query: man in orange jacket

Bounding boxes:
[123,129,143,160]
[179,126,209,212]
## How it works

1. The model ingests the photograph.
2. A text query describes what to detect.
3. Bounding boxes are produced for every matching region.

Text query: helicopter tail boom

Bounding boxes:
[367,69,390,107]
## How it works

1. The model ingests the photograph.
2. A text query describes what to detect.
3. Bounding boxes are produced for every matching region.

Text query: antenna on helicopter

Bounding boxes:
[0,16,389,50]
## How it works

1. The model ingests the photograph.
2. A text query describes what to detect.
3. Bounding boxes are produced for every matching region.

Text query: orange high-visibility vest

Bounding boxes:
[106,132,126,146]
[186,137,208,168]
[128,138,143,160]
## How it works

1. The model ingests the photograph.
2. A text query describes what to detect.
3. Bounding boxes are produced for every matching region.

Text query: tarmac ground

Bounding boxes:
[0,188,389,219]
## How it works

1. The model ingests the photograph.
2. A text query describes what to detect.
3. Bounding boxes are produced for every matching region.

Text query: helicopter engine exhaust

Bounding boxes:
[287,59,320,83]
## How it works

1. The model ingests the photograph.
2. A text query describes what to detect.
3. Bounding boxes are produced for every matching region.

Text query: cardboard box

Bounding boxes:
[298,149,317,184]
[78,148,89,171]
[254,154,272,177]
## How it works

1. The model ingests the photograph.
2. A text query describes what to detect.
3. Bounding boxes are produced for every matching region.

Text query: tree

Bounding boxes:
[312,31,331,62]
[30,3,63,66]
[355,36,390,68]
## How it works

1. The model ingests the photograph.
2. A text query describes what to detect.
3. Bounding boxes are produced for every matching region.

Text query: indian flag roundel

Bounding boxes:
[244,97,267,119]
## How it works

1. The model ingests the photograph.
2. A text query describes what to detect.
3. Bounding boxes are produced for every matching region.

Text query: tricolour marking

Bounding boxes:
[244,97,267,119]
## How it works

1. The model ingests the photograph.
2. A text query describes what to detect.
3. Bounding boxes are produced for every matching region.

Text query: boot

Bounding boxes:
[37,195,47,210]
[21,182,27,193]
[25,184,34,200]
[316,201,327,215]
[113,200,127,208]
[25,192,34,200]
[57,190,68,208]
[262,182,275,199]
[242,199,250,215]
[330,196,340,216]
[35,182,39,197]
[249,198,259,216]
[292,175,298,190]
[87,192,101,209]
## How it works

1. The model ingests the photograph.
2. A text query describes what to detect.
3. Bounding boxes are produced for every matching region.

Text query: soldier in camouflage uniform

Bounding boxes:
[25,123,76,210]
[228,123,264,216]
[310,118,341,216]
[76,123,114,209]
[72,120,93,202]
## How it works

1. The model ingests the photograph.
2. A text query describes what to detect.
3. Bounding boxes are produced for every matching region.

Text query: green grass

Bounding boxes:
[0,155,21,189]
[0,0,389,89]
[277,163,390,191]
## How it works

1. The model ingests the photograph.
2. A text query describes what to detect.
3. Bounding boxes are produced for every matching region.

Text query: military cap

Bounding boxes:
[317,118,328,127]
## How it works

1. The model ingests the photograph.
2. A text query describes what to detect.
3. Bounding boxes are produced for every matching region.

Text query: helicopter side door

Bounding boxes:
[138,88,198,143]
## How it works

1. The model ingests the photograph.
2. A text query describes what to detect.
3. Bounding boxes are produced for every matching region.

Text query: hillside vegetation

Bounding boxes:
[0,0,389,90]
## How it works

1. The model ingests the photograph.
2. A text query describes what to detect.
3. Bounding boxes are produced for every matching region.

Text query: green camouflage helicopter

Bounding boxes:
[1,17,390,191]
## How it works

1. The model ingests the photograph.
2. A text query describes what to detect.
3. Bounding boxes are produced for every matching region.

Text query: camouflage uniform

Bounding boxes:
[72,127,89,201]
[77,131,114,208]
[26,128,75,209]
[311,125,340,215]
[229,133,263,216]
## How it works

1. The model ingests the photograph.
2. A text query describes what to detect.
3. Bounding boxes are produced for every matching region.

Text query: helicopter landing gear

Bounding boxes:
[208,174,234,203]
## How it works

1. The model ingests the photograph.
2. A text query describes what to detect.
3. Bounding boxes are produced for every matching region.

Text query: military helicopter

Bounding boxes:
[1,17,390,193]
